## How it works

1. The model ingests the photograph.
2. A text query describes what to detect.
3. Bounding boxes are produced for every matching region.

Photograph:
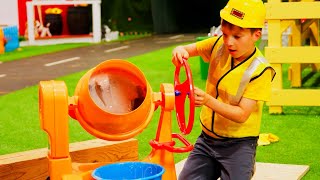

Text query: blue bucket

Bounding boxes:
[92,162,165,180]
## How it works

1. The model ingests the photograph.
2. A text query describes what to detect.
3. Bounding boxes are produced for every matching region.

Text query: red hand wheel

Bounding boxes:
[174,58,195,135]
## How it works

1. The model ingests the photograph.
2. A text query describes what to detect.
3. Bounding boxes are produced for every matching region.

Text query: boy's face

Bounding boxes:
[221,25,261,62]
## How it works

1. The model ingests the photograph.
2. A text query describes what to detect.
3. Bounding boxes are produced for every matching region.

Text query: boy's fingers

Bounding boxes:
[193,86,199,92]
[194,87,203,96]
[181,53,189,61]
[195,96,204,103]
[172,56,181,67]
[177,54,183,62]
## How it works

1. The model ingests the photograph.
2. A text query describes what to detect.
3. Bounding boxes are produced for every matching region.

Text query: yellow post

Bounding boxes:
[309,20,320,72]
[266,19,283,114]
[289,20,302,87]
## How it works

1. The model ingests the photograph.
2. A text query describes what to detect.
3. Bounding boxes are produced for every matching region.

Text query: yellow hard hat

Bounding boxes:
[220,0,266,28]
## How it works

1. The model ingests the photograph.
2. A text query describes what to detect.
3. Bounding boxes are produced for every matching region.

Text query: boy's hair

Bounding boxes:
[221,19,262,34]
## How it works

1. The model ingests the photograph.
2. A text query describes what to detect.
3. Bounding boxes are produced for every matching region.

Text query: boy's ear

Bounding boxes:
[253,29,262,41]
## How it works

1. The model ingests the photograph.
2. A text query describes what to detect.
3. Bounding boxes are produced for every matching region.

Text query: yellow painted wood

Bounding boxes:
[266,0,320,113]
[265,0,320,113]
[309,21,319,45]
[267,20,282,46]
[301,19,317,33]
[268,106,284,114]
[301,63,312,70]
[301,29,309,44]
[302,28,318,47]
[312,63,320,71]
[288,66,292,81]
[266,19,283,113]
[289,20,303,87]
[268,64,283,114]
[290,64,302,87]
[266,20,281,87]
[310,33,318,46]
[280,20,294,34]
[291,20,302,47]
[268,0,281,3]
[265,2,320,20]
[309,21,319,73]
[271,64,283,90]
[269,89,320,106]
[265,47,320,63]
[298,0,317,2]
[289,1,317,3]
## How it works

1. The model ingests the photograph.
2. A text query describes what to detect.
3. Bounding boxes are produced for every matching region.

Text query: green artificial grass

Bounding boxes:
[0,45,319,179]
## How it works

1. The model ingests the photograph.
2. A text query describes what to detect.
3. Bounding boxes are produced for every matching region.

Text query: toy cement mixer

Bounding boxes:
[39,59,195,180]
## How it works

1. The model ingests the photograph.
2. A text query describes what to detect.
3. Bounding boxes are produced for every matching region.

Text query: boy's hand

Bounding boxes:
[194,87,210,107]
[172,46,189,67]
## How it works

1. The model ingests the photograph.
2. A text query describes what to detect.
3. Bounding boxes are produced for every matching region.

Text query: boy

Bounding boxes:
[172,0,275,179]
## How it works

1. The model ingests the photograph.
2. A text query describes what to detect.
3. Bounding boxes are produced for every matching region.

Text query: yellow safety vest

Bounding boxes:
[197,36,275,138]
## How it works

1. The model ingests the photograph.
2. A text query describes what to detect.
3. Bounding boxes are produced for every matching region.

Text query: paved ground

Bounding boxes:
[0,33,205,95]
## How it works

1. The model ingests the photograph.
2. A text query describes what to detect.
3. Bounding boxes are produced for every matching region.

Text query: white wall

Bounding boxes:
[0,0,19,26]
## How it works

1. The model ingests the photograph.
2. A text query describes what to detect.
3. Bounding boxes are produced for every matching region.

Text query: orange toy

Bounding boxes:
[39,59,195,180]
[0,28,4,54]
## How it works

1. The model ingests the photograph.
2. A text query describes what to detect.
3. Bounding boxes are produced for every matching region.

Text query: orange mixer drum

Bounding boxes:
[71,59,155,141]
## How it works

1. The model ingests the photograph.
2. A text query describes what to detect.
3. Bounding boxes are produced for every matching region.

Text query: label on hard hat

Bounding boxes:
[231,8,245,20]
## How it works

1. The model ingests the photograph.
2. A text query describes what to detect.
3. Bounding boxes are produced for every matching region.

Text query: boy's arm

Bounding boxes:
[194,67,274,123]
[172,43,198,66]
[172,36,220,66]
[194,87,257,123]
[206,96,257,123]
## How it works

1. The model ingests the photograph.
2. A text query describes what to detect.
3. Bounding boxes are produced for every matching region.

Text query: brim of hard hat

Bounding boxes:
[220,9,263,28]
